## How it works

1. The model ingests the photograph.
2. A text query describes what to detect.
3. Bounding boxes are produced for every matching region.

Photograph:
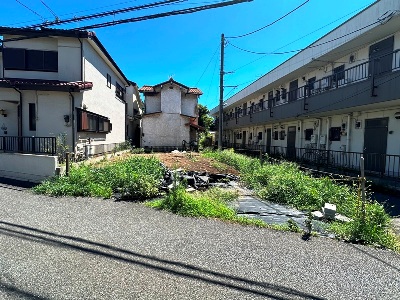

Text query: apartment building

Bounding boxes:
[212,0,400,178]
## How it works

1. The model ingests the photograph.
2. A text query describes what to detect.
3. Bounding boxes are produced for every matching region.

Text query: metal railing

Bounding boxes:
[222,143,400,179]
[222,49,400,122]
[0,136,56,155]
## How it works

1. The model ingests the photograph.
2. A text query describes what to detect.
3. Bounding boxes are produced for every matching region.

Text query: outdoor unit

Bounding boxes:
[310,134,318,144]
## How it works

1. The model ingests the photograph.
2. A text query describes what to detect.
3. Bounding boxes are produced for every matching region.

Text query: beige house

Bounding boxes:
[139,78,203,150]
[0,27,141,181]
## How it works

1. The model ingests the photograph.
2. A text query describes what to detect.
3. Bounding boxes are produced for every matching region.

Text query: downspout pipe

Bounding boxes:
[69,91,75,153]
[13,87,22,137]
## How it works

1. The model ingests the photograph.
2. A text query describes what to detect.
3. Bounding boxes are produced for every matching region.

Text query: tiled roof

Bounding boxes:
[138,85,155,93]
[187,88,203,95]
[0,78,93,92]
[139,78,203,95]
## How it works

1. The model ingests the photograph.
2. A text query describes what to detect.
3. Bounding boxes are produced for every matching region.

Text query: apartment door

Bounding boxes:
[363,118,388,173]
[266,128,272,153]
[242,131,246,148]
[369,36,394,75]
[287,126,296,160]
[288,79,298,102]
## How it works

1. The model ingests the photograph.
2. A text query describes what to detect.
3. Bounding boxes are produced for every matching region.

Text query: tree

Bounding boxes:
[197,104,214,132]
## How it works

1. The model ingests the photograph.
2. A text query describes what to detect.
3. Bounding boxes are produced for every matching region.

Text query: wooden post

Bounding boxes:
[65,152,70,176]
[259,149,263,165]
[360,156,366,222]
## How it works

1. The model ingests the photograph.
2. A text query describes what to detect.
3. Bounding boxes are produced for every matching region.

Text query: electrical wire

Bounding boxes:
[15,0,45,21]
[27,0,187,29]
[40,0,59,20]
[71,0,253,30]
[230,3,372,72]
[195,45,219,86]
[227,19,381,55]
[226,0,309,39]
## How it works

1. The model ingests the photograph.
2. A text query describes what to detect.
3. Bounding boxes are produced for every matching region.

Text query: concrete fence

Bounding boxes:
[0,153,58,182]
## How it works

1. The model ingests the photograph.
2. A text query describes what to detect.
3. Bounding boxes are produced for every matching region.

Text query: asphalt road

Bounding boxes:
[0,182,399,300]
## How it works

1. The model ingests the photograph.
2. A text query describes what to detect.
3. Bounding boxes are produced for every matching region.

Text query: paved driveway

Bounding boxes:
[0,182,399,299]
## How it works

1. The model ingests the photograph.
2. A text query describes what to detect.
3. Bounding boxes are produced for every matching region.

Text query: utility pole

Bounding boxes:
[218,33,225,150]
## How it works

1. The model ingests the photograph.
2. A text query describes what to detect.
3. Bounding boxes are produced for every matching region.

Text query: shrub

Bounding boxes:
[203,150,399,250]
[34,156,164,199]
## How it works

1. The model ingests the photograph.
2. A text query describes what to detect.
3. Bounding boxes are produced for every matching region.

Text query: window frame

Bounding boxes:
[107,74,112,88]
[4,48,58,72]
[77,108,112,133]
[115,82,125,101]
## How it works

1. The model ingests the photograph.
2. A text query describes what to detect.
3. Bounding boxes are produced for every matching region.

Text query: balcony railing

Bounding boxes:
[222,49,400,122]
[0,136,56,155]
[222,142,400,179]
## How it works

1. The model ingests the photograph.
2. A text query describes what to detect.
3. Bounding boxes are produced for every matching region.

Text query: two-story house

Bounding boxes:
[139,78,203,150]
[0,27,140,181]
[212,0,400,179]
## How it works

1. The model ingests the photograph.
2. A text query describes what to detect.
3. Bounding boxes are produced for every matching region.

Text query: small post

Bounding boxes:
[65,152,70,176]
[259,149,263,165]
[360,156,366,221]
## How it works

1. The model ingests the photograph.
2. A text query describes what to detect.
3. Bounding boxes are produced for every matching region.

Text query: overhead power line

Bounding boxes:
[226,19,381,55]
[15,0,45,21]
[27,0,186,29]
[72,0,254,30]
[226,0,309,39]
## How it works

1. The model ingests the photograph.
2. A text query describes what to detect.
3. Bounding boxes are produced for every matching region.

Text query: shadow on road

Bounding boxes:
[0,220,324,300]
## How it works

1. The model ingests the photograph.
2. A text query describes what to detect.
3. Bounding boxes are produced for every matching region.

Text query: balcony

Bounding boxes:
[223,50,400,129]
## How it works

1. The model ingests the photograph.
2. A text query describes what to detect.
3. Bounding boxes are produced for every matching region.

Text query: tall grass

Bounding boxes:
[203,149,399,250]
[147,185,266,227]
[33,156,164,199]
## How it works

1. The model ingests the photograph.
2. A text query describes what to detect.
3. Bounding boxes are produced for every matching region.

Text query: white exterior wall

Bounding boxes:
[80,39,127,145]
[35,92,73,149]
[142,114,190,147]
[58,38,82,82]
[145,95,161,113]
[161,86,181,114]
[181,94,197,117]
[0,153,57,182]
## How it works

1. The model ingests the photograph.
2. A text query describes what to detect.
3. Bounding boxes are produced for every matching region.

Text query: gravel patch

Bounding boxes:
[0,183,399,299]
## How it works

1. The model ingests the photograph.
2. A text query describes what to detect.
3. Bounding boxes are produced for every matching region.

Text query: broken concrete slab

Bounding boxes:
[323,203,336,220]
[312,211,324,220]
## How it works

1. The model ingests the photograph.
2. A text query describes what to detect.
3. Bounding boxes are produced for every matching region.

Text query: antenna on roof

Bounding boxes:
[15,0,45,21]
[40,0,59,22]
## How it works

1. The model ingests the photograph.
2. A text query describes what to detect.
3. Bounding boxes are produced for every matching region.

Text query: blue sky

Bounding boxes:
[1,0,376,110]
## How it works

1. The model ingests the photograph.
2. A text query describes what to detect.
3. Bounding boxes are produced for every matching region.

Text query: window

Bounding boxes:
[107,74,112,88]
[333,65,345,82]
[4,48,58,72]
[273,131,279,140]
[258,132,262,140]
[304,129,313,141]
[329,127,341,141]
[77,108,111,133]
[29,103,36,131]
[281,88,287,99]
[115,82,125,100]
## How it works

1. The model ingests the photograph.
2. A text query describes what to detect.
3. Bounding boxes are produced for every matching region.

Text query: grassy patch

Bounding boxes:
[147,186,266,227]
[203,149,399,251]
[33,156,164,199]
